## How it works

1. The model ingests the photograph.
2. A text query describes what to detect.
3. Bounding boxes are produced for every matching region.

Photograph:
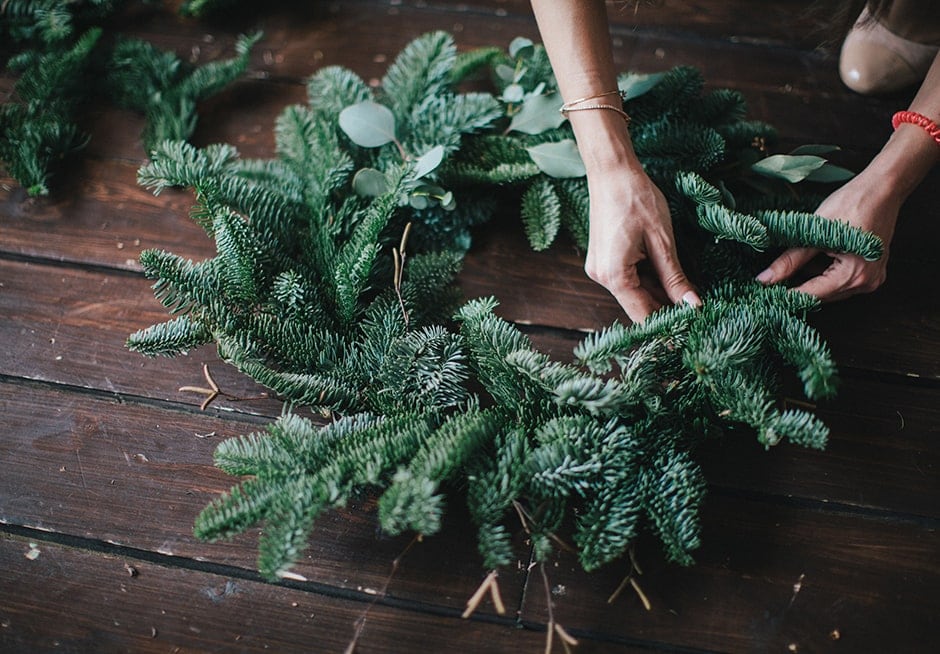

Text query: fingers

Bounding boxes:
[647,235,701,308]
[602,261,699,324]
[792,275,850,303]
[756,247,818,285]
[590,262,662,323]
[610,284,662,323]
[792,256,886,303]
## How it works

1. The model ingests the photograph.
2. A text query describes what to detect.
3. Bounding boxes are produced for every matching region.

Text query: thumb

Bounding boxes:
[756,247,818,285]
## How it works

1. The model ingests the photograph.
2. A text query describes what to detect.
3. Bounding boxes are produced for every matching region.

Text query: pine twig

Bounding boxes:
[178,363,268,410]
[540,561,578,654]
[461,570,506,618]
[512,500,576,553]
[345,534,422,654]
[178,363,221,410]
[392,222,413,328]
[607,546,651,610]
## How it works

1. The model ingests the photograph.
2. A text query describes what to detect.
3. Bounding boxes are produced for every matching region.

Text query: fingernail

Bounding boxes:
[682,291,702,307]
[755,269,773,284]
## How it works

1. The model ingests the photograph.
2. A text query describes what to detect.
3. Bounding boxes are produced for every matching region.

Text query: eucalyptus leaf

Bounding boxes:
[351,168,389,197]
[618,71,665,100]
[804,163,855,183]
[409,194,430,210]
[789,144,841,156]
[440,191,456,211]
[338,100,397,148]
[509,36,534,60]
[509,93,565,135]
[526,140,586,178]
[494,63,517,84]
[501,83,525,104]
[751,154,827,183]
[413,145,445,179]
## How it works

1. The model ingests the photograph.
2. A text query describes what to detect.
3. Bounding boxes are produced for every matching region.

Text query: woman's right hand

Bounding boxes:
[584,164,701,323]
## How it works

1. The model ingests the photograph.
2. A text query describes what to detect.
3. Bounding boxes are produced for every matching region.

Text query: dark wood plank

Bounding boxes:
[0,160,214,270]
[698,377,940,518]
[391,0,824,47]
[0,259,274,415]
[0,534,597,654]
[519,494,939,654]
[0,381,529,615]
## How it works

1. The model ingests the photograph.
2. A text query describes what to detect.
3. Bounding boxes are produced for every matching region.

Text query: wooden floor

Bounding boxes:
[2,1,938,652]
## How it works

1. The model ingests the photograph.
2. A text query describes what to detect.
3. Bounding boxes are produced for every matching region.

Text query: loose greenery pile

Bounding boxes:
[1,0,258,195]
[122,31,880,583]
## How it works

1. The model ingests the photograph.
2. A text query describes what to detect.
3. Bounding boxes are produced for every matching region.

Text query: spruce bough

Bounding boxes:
[127,32,882,581]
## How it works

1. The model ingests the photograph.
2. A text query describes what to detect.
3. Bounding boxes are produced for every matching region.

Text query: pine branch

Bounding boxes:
[126,314,212,357]
[382,31,456,125]
[520,177,561,251]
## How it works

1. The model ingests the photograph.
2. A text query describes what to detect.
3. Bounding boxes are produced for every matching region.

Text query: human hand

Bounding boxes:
[584,167,701,323]
[755,170,900,301]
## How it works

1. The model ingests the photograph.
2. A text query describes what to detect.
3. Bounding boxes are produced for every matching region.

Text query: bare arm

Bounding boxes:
[758,52,940,301]
[530,0,700,322]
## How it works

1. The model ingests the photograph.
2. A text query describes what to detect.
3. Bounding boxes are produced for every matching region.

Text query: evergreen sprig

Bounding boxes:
[2,12,257,196]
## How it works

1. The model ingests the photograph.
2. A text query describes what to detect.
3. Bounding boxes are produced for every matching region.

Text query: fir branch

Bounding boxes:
[126,314,212,357]
[675,171,722,206]
[307,65,373,119]
[382,31,456,125]
[378,407,500,536]
[257,476,327,579]
[767,409,829,450]
[696,203,770,251]
[520,177,561,251]
[642,449,706,566]
[194,477,285,542]
[449,46,503,85]
[467,429,531,570]
[137,140,240,195]
[756,209,884,260]
[332,173,406,325]
[768,309,838,400]
[109,33,260,153]
[554,178,590,249]
[138,249,222,315]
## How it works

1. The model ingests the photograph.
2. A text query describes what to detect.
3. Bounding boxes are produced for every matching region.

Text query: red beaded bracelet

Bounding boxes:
[892,110,940,147]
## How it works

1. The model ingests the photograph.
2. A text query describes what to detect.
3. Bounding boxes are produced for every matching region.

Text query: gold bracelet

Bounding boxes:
[561,89,624,109]
[560,103,632,125]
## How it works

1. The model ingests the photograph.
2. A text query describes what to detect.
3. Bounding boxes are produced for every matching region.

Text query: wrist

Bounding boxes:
[869,125,939,198]
[567,110,644,175]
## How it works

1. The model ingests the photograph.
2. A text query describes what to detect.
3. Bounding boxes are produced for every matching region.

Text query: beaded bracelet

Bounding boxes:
[891,110,940,147]
[560,103,632,124]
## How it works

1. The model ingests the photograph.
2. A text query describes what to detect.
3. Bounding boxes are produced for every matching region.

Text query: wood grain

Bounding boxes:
[0,534,612,654]
[2,1,937,652]
[519,494,939,653]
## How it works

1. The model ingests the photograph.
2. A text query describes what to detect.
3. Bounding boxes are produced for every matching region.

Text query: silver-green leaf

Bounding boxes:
[338,101,397,148]
[509,93,565,135]
[803,163,855,183]
[618,71,665,100]
[352,168,389,197]
[526,140,586,179]
[412,145,445,179]
[751,154,827,183]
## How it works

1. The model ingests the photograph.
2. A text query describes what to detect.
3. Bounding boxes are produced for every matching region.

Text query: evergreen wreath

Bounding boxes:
[124,31,882,593]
